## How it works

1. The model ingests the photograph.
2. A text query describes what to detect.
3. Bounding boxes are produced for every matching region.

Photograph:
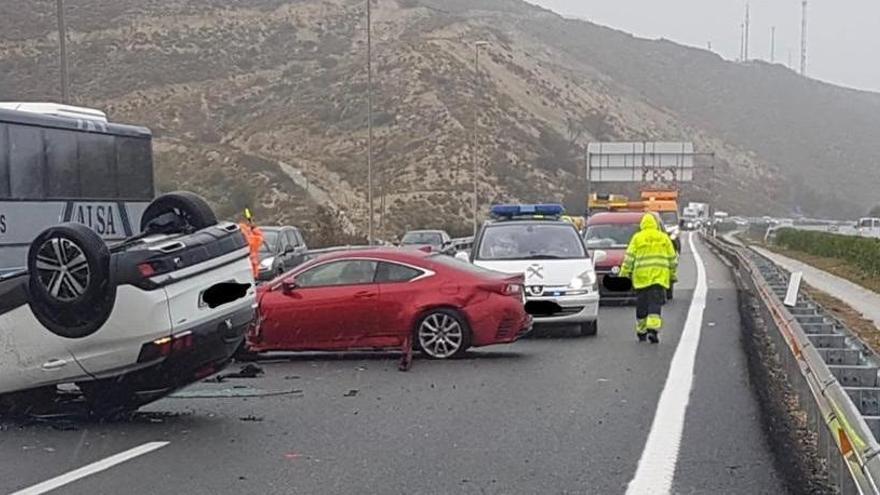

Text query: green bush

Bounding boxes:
[774,228,880,277]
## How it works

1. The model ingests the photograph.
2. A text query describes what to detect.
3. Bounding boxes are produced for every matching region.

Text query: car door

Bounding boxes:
[260,259,380,350]
[276,231,293,272]
[290,229,308,267]
[372,261,427,345]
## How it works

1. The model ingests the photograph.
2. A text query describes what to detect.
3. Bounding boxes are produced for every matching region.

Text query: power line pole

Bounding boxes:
[800,0,808,75]
[739,23,745,61]
[472,41,489,237]
[366,0,374,245]
[770,26,776,62]
[744,3,750,61]
[56,0,70,103]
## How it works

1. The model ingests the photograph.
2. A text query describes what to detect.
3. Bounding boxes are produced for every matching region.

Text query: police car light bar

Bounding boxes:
[490,204,565,218]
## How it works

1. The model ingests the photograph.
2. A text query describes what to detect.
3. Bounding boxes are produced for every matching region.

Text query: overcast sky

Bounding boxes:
[529,0,880,93]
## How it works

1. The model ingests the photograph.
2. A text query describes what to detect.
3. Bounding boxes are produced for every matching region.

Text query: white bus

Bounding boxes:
[0,104,154,272]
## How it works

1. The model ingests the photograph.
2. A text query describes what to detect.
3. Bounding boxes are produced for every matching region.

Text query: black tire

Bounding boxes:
[579,320,598,337]
[415,309,471,359]
[27,223,116,339]
[140,191,217,233]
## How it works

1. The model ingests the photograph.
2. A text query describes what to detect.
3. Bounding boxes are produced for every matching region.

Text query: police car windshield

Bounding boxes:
[585,224,639,249]
[477,223,586,260]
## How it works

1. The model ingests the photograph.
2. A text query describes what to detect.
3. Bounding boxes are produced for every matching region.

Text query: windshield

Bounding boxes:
[260,230,279,254]
[401,232,443,246]
[477,223,586,260]
[584,223,639,249]
[660,212,678,226]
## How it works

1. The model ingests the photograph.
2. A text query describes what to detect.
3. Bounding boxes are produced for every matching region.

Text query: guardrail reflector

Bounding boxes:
[784,271,803,307]
[839,428,854,457]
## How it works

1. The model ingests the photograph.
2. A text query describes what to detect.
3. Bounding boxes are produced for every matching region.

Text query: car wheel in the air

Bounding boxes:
[579,320,598,337]
[140,191,217,233]
[27,223,116,339]
[415,309,471,359]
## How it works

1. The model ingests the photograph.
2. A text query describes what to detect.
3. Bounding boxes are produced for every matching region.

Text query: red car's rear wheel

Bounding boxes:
[416,309,471,359]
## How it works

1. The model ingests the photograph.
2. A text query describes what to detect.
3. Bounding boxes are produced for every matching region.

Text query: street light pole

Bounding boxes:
[472,41,489,237]
[56,0,70,103]
[366,0,374,245]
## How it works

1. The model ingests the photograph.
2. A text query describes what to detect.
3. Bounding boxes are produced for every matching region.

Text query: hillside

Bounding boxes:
[0,0,874,242]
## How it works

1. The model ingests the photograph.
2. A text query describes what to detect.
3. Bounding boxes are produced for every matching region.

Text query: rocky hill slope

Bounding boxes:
[0,0,874,242]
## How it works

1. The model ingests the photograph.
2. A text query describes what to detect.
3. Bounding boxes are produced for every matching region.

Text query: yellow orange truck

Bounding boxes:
[587,191,682,252]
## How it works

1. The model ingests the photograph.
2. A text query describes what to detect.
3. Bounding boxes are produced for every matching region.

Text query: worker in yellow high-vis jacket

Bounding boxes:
[619,213,679,344]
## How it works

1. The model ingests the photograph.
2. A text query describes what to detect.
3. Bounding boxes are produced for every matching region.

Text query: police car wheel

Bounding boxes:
[27,223,116,339]
[140,191,217,233]
[579,321,598,337]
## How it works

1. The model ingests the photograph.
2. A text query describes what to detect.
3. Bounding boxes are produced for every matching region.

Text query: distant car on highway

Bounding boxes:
[584,212,642,303]
[463,204,602,336]
[0,192,256,416]
[247,249,530,360]
[257,226,308,281]
[400,229,452,253]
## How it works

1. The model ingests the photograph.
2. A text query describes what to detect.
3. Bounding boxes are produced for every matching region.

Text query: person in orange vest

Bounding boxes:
[239,208,264,278]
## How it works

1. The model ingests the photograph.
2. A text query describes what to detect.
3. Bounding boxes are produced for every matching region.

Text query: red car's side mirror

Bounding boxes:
[281,276,298,294]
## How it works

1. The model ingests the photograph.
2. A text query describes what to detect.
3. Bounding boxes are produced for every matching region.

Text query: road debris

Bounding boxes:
[205,364,266,383]
[239,415,264,422]
[170,387,302,399]
[343,389,359,397]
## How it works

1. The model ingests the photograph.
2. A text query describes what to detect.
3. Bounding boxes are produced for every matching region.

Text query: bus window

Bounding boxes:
[9,125,45,199]
[45,128,80,197]
[78,132,117,198]
[0,125,9,197]
[116,137,153,199]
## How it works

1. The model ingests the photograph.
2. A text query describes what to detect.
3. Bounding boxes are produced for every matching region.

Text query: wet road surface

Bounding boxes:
[0,235,786,494]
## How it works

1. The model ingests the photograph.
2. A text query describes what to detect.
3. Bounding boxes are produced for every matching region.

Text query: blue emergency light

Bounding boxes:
[490,204,565,219]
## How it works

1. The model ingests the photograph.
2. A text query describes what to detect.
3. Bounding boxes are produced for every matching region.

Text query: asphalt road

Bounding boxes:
[0,234,785,495]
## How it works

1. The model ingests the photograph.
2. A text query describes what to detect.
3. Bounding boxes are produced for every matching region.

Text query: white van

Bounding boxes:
[857,218,880,238]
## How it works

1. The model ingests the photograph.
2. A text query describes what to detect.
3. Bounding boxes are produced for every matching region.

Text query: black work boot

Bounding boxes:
[647,330,659,344]
[637,333,647,342]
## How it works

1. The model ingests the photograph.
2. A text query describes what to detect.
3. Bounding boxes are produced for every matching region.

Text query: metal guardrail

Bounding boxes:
[705,233,880,494]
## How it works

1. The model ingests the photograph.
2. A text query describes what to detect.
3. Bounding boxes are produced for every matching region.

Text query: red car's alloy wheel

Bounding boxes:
[417,311,465,359]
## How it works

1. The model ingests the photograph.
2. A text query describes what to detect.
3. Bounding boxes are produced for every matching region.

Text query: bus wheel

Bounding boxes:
[27,223,116,338]
[140,191,217,234]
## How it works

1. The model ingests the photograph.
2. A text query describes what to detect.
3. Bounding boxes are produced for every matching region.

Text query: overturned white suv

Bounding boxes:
[0,192,256,417]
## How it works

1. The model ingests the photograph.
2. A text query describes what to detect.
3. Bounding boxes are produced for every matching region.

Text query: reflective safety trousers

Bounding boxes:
[620,220,678,290]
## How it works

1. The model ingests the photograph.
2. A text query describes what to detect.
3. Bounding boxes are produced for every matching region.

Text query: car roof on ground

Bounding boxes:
[587,212,646,225]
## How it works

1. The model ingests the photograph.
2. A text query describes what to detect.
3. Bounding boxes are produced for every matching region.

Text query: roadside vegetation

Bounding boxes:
[770,228,880,293]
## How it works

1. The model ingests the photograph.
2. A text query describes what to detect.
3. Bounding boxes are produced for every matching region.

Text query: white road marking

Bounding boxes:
[10,441,169,495]
[626,232,708,495]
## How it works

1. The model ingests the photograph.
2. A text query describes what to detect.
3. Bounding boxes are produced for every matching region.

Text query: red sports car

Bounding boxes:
[247,249,531,362]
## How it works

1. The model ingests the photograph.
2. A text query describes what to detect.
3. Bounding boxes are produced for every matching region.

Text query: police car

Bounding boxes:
[460,204,604,336]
